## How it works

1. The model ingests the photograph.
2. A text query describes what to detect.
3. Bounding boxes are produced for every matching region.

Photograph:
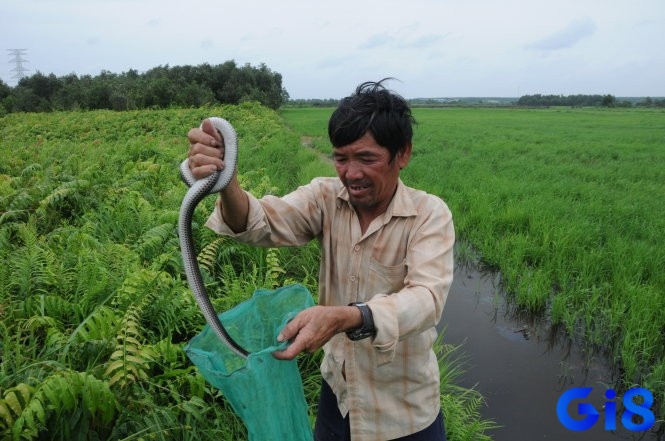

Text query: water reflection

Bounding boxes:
[440,264,660,441]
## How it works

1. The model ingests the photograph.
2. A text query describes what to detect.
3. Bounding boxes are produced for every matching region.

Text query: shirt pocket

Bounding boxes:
[368,257,406,294]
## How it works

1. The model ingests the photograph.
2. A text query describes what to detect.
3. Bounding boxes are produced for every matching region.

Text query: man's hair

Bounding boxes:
[328,79,416,162]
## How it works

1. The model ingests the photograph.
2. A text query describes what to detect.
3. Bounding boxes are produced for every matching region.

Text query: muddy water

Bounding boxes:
[440,265,658,441]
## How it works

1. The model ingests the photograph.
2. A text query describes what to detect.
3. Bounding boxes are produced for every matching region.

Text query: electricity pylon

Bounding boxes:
[7,49,30,81]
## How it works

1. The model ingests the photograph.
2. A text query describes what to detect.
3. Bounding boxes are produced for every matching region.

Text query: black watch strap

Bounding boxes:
[346,302,376,341]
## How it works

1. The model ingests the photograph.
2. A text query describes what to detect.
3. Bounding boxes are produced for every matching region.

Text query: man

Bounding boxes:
[187,80,454,441]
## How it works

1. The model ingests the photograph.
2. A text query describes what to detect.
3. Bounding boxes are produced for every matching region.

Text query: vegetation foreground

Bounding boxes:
[282,105,665,433]
[0,104,495,440]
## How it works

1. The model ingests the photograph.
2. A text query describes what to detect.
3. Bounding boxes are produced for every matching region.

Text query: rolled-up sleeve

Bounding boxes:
[205,181,325,247]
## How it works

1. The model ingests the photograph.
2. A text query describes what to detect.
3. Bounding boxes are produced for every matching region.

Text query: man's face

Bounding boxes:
[333,132,411,221]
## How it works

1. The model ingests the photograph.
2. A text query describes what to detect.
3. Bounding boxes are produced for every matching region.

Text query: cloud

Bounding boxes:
[398,33,446,49]
[359,30,447,50]
[527,17,596,51]
[316,54,357,69]
[359,32,393,49]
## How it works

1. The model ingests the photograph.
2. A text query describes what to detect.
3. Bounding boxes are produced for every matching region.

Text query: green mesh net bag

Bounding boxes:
[185,283,315,441]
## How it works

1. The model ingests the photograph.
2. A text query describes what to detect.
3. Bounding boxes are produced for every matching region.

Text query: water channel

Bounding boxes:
[440,265,660,441]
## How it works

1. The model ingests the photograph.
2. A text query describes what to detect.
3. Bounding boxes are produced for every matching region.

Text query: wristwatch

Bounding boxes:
[346,302,376,341]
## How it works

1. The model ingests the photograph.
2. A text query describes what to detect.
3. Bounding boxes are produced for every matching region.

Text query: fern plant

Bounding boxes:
[105,284,159,390]
[0,383,35,438]
[36,178,90,220]
[135,222,176,262]
[6,221,58,300]
[8,371,118,441]
[264,248,287,288]
[59,305,120,371]
[197,237,226,276]
[104,316,154,390]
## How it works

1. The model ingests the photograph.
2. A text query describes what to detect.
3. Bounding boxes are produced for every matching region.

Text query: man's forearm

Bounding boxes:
[219,180,249,233]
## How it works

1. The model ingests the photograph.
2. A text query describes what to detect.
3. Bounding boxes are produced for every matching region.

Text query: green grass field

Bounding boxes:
[281,106,665,421]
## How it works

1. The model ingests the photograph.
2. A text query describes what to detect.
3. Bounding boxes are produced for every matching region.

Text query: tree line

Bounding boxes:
[3,67,663,113]
[0,61,289,114]
[516,93,665,108]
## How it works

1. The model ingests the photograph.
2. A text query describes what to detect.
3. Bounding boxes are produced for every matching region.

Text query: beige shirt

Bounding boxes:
[206,177,455,441]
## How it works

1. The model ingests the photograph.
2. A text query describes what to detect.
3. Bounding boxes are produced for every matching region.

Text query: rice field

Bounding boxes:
[281,105,665,424]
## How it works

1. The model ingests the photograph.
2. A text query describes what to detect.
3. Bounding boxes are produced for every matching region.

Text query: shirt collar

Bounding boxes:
[336,178,418,219]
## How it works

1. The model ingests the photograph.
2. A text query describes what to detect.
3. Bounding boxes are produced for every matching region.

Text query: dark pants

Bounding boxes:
[314,380,447,441]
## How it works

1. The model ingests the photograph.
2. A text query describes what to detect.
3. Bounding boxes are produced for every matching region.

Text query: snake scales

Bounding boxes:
[178,117,249,358]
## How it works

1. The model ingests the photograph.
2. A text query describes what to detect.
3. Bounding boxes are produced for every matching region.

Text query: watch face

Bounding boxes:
[347,329,373,341]
[346,302,375,341]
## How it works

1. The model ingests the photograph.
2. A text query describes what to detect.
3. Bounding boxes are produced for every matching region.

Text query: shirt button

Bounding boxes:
[354,245,360,251]
[350,275,357,282]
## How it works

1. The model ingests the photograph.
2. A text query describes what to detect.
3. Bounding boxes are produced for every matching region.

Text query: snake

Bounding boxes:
[178,117,249,359]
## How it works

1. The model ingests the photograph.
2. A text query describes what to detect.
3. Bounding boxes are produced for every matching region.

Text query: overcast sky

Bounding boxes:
[2,0,664,98]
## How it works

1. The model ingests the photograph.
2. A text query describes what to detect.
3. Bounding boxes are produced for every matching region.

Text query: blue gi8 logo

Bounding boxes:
[557,387,655,431]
